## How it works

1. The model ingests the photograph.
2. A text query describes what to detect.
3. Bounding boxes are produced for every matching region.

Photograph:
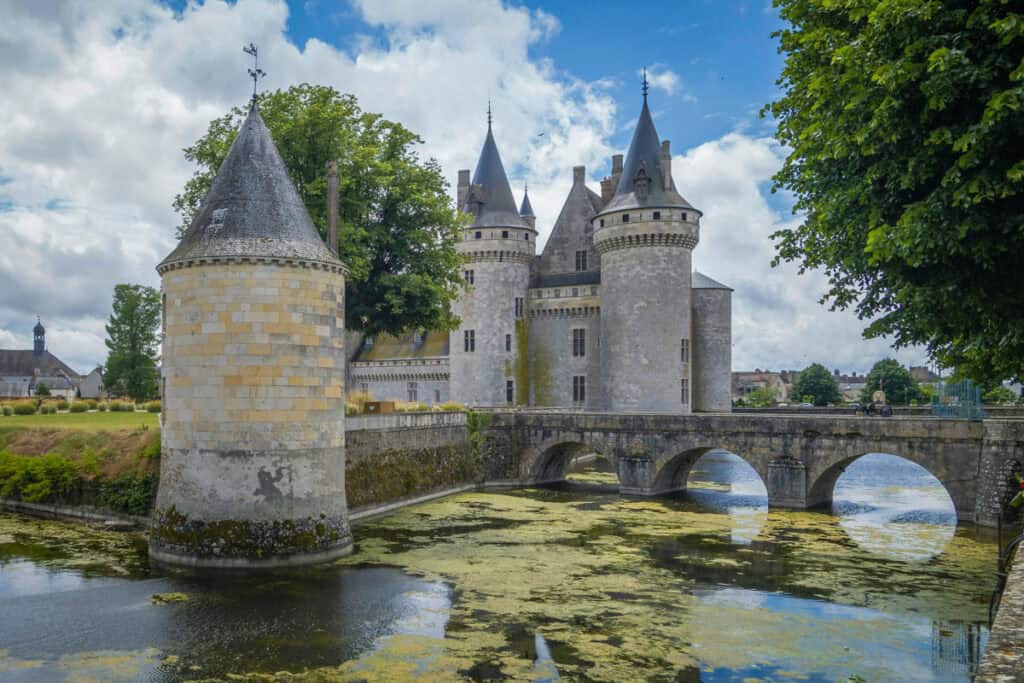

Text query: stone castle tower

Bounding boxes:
[151,104,352,569]
[349,90,732,414]
[450,116,537,406]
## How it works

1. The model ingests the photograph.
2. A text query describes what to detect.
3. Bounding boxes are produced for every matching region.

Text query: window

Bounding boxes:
[653,211,661,220]
[682,212,688,221]
[474,231,482,239]
[502,230,509,239]
[464,330,475,352]
[514,297,524,318]
[572,287,579,297]
[553,288,560,298]
[360,382,368,393]
[413,331,423,347]
[506,380,514,404]
[434,389,441,403]
[506,334,512,352]
[599,219,605,228]
[407,382,418,402]
[524,233,530,240]
[591,287,598,295]
[573,375,586,403]
[680,338,689,364]
[575,250,588,271]
[573,328,586,357]
[364,336,375,348]
[622,213,630,223]
[464,269,475,284]
[681,379,689,405]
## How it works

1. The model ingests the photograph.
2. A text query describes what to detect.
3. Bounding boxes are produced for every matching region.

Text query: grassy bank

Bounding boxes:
[0,415,160,517]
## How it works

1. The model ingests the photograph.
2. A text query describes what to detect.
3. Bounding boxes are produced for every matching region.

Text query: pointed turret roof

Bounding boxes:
[466,122,531,229]
[601,98,698,214]
[519,184,534,217]
[158,105,342,272]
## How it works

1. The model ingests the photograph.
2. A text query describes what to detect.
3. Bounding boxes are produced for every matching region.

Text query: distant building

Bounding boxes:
[0,319,81,399]
[910,365,941,383]
[832,369,867,402]
[77,367,108,399]
[732,370,788,403]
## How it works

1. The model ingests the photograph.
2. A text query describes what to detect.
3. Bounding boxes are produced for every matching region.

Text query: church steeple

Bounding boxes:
[33,317,45,357]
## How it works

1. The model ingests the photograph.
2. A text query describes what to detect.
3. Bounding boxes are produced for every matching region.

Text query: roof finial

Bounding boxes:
[642,66,649,104]
[487,100,493,129]
[243,43,266,108]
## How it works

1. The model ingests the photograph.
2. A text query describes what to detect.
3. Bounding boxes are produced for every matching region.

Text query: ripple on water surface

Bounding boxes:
[0,452,998,681]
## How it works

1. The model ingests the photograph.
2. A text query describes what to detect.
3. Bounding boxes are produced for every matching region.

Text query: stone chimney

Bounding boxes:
[611,154,623,190]
[600,177,614,204]
[457,169,470,211]
[327,160,339,255]
[661,140,672,191]
[573,165,586,184]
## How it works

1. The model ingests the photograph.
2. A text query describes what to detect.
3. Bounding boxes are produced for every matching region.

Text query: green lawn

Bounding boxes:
[0,411,159,432]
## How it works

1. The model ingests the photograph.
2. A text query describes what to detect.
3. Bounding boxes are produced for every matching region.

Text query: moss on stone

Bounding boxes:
[345,445,480,509]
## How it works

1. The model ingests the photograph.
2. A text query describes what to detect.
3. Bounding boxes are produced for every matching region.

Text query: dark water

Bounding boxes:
[0,453,997,681]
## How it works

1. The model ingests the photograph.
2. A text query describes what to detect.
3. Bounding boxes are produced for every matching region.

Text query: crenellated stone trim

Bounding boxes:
[530,306,600,319]
[458,249,535,264]
[351,371,450,382]
[157,254,348,276]
[594,231,698,254]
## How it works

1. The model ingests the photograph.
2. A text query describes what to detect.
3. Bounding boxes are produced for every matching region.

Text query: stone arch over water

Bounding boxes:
[522,436,616,485]
[651,447,769,497]
[806,451,968,522]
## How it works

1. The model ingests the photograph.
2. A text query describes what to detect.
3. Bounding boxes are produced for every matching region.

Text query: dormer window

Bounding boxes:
[413,331,424,347]
[634,164,650,200]
[364,336,375,349]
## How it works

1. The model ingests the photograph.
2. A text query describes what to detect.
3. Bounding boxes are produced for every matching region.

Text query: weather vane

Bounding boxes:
[243,43,266,105]
[642,66,649,103]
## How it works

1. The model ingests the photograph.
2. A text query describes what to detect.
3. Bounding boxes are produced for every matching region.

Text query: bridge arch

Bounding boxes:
[519,434,615,485]
[806,451,970,522]
[651,446,771,497]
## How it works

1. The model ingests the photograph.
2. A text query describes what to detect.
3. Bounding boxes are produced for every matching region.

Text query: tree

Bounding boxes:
[102,284,161,401]
[174,84,466,336]
[792,363,842,406]
[983,384,1018,405]
[859,359,920,405]
[744,386,779,408]
[766,1,1024,385]
[34,383,50,397]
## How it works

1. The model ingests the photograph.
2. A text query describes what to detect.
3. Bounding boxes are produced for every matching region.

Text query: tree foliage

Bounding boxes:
[859,358,920,405]
[983,384,1018,405]
[793,363,842,406]
[173,84,466,336]
[767,1,1024,384]
[102,284,161,401]
[744,386,779,407]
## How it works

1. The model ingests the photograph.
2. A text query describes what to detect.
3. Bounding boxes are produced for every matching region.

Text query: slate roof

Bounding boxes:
[0,350,81,379]
[602,99,699,214]
[352,331,450,362]
[159,105,342,272]
[519,186,535,217]
[534,271,601,288]
[693,271,733,290]
[466,124,532,229]
[538,169,604,280]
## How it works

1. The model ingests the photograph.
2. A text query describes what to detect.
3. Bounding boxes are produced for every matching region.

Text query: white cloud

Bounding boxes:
[0,0,921,377]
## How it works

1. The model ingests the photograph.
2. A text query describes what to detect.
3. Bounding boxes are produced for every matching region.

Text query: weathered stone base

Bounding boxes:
[976,551,1024,681]
[149,507,352,570]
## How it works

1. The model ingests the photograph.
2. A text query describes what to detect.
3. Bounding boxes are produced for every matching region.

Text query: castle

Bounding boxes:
[351,92,733,413]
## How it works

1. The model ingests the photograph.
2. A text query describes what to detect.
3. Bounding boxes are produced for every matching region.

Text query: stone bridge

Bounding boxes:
[478,411,1024,526]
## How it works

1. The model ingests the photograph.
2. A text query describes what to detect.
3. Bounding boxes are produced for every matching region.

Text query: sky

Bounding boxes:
[0,0,930,375]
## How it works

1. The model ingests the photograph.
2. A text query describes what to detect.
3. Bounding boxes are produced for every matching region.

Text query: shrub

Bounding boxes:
[34,383,51,397]
[1,405,10,416]
[395,401,429,413]
[85,399,98,410]
[145,400,161,413]
[439,401,464,412]
[346,390,374,412]
[138,434,161,460]
[69,402,88,413]
[0,451,80,503]
[97,402,109,412]
[109,400,131,412]
[13,401,37,415]
[42,404,57,415]
[96,473,157,516]
[56,399,70,411]
[345,403,360,416]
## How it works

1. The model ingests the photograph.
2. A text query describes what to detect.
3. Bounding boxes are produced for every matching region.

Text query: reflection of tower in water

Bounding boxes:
[930,620,984,676]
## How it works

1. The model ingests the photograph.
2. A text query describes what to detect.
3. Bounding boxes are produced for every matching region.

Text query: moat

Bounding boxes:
[0,453,996,681]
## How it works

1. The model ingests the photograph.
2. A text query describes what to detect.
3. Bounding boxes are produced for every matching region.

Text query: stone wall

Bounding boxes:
[526,303,602,409]
[691,287,732,412]
[349,358,450,406]
[976,550,1024,681]
[153,262,351,568]
[345,412,476,510]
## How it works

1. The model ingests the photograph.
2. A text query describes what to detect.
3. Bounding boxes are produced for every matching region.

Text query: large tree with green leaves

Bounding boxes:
[102,284,161,401]
[793,363,842,406]
[174,84,465,336]
[859,358,921,405]
[767,1,1024,384]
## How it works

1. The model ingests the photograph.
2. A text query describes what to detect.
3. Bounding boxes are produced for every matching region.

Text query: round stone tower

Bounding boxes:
[450,117,536,407]
[593,93,702,413]
[151,104,352,569]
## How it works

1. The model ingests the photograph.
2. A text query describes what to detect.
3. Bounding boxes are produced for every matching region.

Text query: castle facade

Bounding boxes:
[351,93,733,413]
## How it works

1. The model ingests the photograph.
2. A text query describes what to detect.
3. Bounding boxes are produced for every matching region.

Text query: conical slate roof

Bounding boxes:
[467,124,531,229]
[158,105,342,272]
[519,185,534,217]
[602,99,698,214]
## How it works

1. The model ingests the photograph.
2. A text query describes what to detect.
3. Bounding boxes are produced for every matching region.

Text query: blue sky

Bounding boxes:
[0,0,929,374]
